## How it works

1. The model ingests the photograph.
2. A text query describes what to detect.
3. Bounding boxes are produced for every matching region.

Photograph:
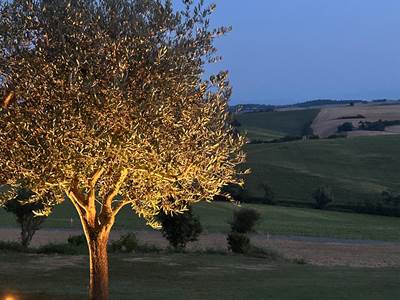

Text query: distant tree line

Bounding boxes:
[337,119,400,133]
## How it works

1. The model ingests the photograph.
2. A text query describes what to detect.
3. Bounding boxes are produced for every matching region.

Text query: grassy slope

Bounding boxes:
[243,135,400,208]
[2,201,400,241]
[235,109,320,140]
[1,252,399,300]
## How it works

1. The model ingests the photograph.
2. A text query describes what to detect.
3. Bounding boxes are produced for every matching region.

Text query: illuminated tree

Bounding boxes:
[0,0,246,299]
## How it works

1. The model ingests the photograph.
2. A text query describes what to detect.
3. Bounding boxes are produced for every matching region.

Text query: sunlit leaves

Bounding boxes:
[0,0,245,227]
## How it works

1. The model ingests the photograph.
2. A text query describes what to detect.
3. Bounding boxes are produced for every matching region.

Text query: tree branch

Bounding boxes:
[88,167,105,213]
[105,168,128,209]
[112,199,135,218]
[66,189,87,215]
[2,91,15,108]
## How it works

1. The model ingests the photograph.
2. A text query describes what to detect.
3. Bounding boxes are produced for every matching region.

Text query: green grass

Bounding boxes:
[0,252,399,300]
[236,109,320,140]
[243,135,400,207]
[2,201,400,241]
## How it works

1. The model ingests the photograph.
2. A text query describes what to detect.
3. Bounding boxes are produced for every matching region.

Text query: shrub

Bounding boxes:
[261,183,275,205]
[109,233,138,253]
[158,206,202,250]
[248,246,284,261]
[136,243,163,254]
[0,241,28,253]
[67,234,86,247]
[312,186,334,209]
[229,208,261,234]
[36,243,83,255]
[227,232,250,254]
[3,188,47,247]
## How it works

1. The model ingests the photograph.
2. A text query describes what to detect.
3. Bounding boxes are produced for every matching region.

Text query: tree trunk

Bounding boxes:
[86,229,111,300]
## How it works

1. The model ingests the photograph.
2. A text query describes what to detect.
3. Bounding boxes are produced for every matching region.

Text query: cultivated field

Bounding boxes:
[2,201,400,241]
[235,109,320,141]
[311,103,400,138]
[243,135,400,208]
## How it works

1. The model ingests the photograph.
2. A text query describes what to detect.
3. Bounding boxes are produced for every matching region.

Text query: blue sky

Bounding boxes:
[202,0,400,105]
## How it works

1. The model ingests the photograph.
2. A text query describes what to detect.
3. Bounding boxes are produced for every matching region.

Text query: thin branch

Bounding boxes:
[112,199,135,218]
[135,167,176,182]
[66,189,87,214]
[2,91,14,108]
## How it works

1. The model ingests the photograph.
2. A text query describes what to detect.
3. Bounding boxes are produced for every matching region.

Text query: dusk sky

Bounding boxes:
[203,0,400,105]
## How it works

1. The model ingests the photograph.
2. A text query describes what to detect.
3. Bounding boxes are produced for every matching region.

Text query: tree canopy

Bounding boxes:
[0,0,245,227]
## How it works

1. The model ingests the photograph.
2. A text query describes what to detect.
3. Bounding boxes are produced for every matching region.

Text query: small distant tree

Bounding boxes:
[227,207,260,253]
[337,122,354,132]
[261,183,275,205]
[312,186,334,209]
[0,1,246,299]
[158,206,202,250]
[3,188,47,247]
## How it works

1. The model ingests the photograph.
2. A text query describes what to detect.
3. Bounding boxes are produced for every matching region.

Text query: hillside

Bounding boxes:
[311,103,400,138]
[235,109,320,141]
[242,135,400,209]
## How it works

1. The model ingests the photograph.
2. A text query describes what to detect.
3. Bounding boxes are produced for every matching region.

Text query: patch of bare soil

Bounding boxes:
[1,228,400,268]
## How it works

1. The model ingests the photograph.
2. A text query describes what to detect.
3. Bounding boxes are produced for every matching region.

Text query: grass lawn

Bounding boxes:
[1,201,400,241]
[0,252,399,300]
[243,135,400,208]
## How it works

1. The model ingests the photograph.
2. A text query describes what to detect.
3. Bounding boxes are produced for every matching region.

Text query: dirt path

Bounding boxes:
[1,227,400,268]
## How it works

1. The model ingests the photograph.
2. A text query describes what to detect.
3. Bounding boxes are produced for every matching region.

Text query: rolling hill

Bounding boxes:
[235,109,320,141]
[311,102,400,138]
[242,135,400,209]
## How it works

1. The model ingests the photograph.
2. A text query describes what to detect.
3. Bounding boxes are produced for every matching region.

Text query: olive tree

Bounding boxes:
[3,187,47,247]
[0,0,246,299]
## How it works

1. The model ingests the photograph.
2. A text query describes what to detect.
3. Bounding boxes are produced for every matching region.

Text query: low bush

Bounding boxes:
[227,232,250,254]
[36,243,84,255]
[136,243,163,254]
[109,233,138,253]
[158,206,202,250]
[247,246,284,261]
[67,234,86,247]
[0,241,29,253]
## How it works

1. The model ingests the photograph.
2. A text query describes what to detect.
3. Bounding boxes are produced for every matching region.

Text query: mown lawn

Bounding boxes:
[1,201,400,241]
[0,252,399,300]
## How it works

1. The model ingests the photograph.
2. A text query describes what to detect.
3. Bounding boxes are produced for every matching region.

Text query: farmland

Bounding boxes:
[311,103,400,138]
[235,108,320,141]
[241,134,400,210]
[1,201,400,241]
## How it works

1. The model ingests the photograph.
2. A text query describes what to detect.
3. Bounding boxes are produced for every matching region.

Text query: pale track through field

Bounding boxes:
[1,227,400,268]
